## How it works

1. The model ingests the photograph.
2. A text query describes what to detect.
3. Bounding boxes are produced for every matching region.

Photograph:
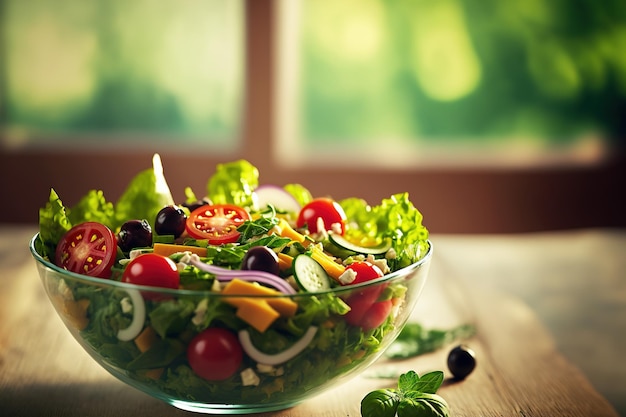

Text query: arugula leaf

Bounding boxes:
[237,209,280,242]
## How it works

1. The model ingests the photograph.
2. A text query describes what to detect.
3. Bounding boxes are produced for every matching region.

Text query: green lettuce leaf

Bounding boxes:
[114,154,174,230]
[340,192,429,269]
[207,159,258,208]
[68,189,115,227]
[38,188,72,259]
[283,183,313,207]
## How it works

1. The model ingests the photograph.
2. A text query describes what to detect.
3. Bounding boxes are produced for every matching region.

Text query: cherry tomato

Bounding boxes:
[185,204,250,244]
[345,261,384,285]
[55,222,117,278]
[187,327,243,381]
[121,253,180,293]
[343,261,391,330]
[296,198,347,235]
[359,299,393,331]
[344,285,384,327]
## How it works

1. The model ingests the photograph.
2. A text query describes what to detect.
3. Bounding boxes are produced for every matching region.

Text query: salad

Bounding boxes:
[34,155,430,407]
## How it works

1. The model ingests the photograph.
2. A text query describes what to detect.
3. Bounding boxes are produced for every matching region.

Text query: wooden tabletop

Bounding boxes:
[1,226,623,417]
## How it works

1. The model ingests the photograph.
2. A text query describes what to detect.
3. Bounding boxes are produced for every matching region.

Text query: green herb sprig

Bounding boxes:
[361,370,449,417]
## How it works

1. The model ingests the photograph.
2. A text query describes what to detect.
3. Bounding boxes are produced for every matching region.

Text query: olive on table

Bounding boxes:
[118,219,153,252]
[447,344,476,380]
[241,246,280,276]
[155,205,187,237]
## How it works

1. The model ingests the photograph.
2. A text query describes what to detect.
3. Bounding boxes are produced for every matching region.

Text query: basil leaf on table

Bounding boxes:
[361,371,450,417]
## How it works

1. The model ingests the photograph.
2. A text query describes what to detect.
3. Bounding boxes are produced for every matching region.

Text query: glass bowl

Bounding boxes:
[30,234,432,414]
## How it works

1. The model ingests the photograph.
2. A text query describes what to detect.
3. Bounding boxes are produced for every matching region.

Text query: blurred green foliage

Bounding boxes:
[300,0,626,148]
[0,0,244,147]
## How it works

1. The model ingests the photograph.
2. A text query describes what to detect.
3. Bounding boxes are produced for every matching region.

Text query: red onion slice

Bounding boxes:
[188,255,296,294]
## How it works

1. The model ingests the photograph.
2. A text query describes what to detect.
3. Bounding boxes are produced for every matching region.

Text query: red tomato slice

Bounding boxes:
[296,198,346,235]
[185,204,250,244]
[55,222,117,278]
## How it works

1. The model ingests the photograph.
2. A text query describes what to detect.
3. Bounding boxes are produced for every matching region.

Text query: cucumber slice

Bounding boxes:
[329,234,392,256]
[293,254,332,292]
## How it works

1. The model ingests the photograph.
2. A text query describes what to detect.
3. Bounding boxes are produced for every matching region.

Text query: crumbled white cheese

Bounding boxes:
[385,247,397,260]
[271,224,283,236]
[192,299,209,326]
[316,217,327,236]
[120,297,133,314]
[257,363,284,376]
[240,368,260,386]
[366,254,390,274]
[129,248,151,260]
[179,251,193,265]
[338,268,357,285]
[57,279,74,301]
[330,222,343,235]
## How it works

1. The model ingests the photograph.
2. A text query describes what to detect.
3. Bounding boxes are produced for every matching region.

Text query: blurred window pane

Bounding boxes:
[276,0,626,168]
[0,0,244,153]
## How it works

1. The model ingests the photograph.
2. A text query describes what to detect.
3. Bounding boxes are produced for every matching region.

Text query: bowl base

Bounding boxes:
[169,399,301,414]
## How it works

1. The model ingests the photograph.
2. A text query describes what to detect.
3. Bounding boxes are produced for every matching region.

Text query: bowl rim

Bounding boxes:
[30,233,432,298]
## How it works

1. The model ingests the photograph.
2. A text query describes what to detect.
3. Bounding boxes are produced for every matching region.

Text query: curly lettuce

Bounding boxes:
[38,154,174,255]
[37,189,72,259]
[207,159,259,208]
[340,192,429,269]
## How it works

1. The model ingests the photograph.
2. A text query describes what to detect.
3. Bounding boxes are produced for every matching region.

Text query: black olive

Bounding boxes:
[183,197,213,213]
[155,205,187,237]
[118,219,153,252]
[241,246,280,276]
[447,344,476,380]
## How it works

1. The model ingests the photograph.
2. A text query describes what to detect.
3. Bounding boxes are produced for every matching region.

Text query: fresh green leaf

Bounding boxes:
[38,188,72,259]
[237,211,280,242]
[396,393,449,417]
[361,389,400,417]
[284,183,313,207]
[68,189,115,227]
[385,323,476,359]
[207,159,259,208]
[149,299,196,338]
[126,339,186,370]
[340,193,429,270]
[114,153,174,230]
[361,370,450,417]
[399,371,444,395]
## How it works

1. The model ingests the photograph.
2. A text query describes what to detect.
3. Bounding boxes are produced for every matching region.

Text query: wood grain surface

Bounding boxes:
[0,226,621,417]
